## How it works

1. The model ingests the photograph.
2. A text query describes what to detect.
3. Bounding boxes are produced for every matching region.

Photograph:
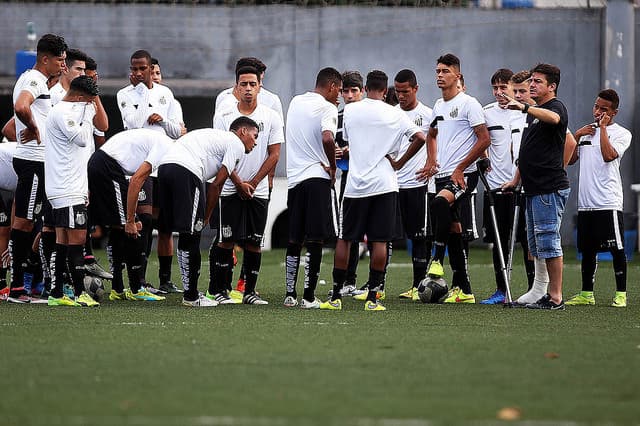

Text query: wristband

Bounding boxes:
[522,103,530,114]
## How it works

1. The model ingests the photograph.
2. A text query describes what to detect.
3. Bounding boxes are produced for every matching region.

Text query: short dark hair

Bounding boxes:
[598,89,620,110]
[385,86,398,106]
[510,70,531,84]
[530,63,561,93]
[236,57,266,74]
[315,67,342,89]
[394,69,417,87]
[85,56,97,72]
[342,71,363,90]
[230,116,259,133]
[151,57,159,66]
[459,74,465,87]
[65,49,88,68]
[490,68,513,85]
[69,75,99,96]
[365,70,388,92]
[236,66,261,83]
[37,34,67,57]
[437,53,460,71]
[130,50,152,65]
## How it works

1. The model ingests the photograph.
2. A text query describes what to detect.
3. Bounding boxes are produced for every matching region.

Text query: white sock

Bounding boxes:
[517,257,548,304]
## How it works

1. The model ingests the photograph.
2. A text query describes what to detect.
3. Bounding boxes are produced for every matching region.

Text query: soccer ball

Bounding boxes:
[83,276,105,302]
[417,277,448,303]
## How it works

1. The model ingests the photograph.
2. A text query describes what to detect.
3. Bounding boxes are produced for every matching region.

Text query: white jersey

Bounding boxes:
[484,102,520,189]
[215,86,284,121]
[510,111,526,168]
[396,101,432,189]
[50,82,67,107]
[343,98,421,198]
[101,129,174,176]
[431,92,485,177]
[213,103,284,198]
[13,69,51,162]
[577,123,632,211]
[0,142,18,192]
[160,128,245,183]
[117,82,182,139]
[44,101,96,208]
[286,92,338,189]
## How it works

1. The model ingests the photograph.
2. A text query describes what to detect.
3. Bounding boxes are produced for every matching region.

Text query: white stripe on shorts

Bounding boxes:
[613,210,623,250]
[69,205,75,229]
[27,173,39,220]
[330,187,338,236]
[113,181,125,225]
[190,187,200,233]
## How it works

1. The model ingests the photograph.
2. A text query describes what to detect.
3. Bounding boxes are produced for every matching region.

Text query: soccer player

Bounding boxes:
[504,63,570,310]
[156,118,259,307]
[44,75,106,306]
[50,49,87,105]
[566,89,631,308]
[322,70,426,311]
[0,142,18,300]
[283,67,341,308]
[392,69,433,301]
[211,66,284,305]
[87,128,173,302]
[417,53,490,304]
[7,34,67,304]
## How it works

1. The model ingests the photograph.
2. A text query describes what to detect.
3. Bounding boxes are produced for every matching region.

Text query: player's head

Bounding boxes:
[130,50,153,86]
[594,89,619,122]
[230,116,260,153]
[341,71,363,105]
[315,67,343,106]
[236,57,267,82]
[235,66,261,105]
[365,70,388,99]
[151,57,162,83]
[510,70,532,105]
[36,34,67,78]
[529,63,560,102]
[394,69,418,111]
[490,68,514,106]
[457,74,466,92]
[63,49,88,83]
[436,53,461,91]
[68,75,99,101]
[85,56,98,81]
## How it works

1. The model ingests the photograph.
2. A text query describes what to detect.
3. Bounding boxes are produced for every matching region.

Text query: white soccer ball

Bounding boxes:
[83,276,105,302]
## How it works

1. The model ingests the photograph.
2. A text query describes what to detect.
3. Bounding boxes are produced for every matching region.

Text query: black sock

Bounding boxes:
[208,245,232,296]
[84,231,94,259]
[331,268,347,301]
[107,228,125,293]
[411,239,428,288]
[9,229,32,292]
[431,196,451,263]
[40,231,55,291]
[425,238,433,266]
[303,242,322,302]
[177,233,202,301]
[580,250,597,292]
[68,244,85,297]
[345,241,359,285]
[448,233,471,294]
[611,248,627,292]
[367,269,385,303]
[51,244,68,298]
[243,250,262,294]
[124,231,145,293]
[159,255,173,286]
[285,243,301,298]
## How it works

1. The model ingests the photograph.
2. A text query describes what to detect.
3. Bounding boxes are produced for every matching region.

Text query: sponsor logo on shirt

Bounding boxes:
[138,189,147,202]
[30,80,38,87]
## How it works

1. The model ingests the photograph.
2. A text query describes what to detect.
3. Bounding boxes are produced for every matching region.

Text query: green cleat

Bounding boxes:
[354,290,385,301]
[399,287,416,299]
[427,260,445,278]
[128,289,166,301]
[109,289,128,301]
[48,295,80,307]
[364,301,386,311]
[229,289,244,301]
[320,298,342,310]
[76,292,100,307]
[443,287,475,304]
[565,292,595,306]
[611,292,627,308]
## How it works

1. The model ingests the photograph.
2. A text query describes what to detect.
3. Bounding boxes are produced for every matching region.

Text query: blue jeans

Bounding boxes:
[525,188,570,259]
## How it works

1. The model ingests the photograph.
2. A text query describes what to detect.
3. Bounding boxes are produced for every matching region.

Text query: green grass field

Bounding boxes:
[1,247,639,426]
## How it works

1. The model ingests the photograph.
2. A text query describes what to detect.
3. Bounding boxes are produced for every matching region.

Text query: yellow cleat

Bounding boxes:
[48,295,80,307]
[76,292,100,307]
[319,298,342,310]
[565,292,595,306]
[229,289,244,301]
[399,287,416,299]
[427,260,445,278]
[354,290,385,301]
[364,301,386,311]
[443,287,475,304]
[128,289,166,301]
[611,292,627,308]
[109,289,128,301]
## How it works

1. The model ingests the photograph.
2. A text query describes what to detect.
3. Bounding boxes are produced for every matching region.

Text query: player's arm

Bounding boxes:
[388,131,425,171]
[250,143,281,190]
[204,166,230,225]
[452,123,491,187]
[125,162,153,237]
[416,124,439,181]
[503,93,560,124]
[564,131,578,166]
[502,167,521,191]
[92,95,109,133]
[1,117,17,142]
[322,130,337,184]
[597,114,619,162]
[14,90,39,143]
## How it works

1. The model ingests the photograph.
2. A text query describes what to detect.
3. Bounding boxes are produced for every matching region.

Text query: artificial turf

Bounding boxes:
[1,247,638,425]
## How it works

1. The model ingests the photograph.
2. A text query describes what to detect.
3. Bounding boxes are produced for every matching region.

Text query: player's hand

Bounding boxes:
[237,182,255,200]
[575,123,596,139]
[416,159,439,181]
[386,154,402,171]
[20,127,40,144]
[125,221,141,238]
[501,178,519,191]
[451,168,466,189]
[148,114,163,125]
[500,93,524,111]
[129,73,139,86]
[598,112,611,128]
[335,146,343,160]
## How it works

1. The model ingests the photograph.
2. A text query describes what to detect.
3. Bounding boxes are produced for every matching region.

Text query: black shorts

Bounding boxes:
[577,210,624,253]
[287,178,336,243]
[137,177,153,207]
[157,164,205,234]
[0,192,11,226]
[42,198,54,228]
[399,186,428,240]
[88,150,128,227]
[13,158,45,221]
[435,172,479,241]
[151,176,160,209]
[482,191,515,244]
[52,204,88,230]
[217,194,268,246]
[340,192,401,242]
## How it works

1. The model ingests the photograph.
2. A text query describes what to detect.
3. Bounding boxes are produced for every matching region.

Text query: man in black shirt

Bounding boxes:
[505,63,569,310]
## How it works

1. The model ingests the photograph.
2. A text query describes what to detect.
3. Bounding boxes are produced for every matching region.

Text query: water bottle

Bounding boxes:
[26,22,36,51]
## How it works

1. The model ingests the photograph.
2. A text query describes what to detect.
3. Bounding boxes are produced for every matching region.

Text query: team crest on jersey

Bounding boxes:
[67,119,75,127]
[222,225,232,239]
[257,122,264,132]
[30,80,38,87]
[34,202,42,215]
[449,107,459,118]
[0,213,7,223]
[75,211,87,226]
[138,189,147,202]
[414,116,423,127]
[194,219,204,232]
[159,96,166,105]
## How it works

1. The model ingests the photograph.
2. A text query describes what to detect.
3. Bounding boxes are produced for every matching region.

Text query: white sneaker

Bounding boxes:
[182,294,218,307]
[283,295,298,307]
[300,298,320,309]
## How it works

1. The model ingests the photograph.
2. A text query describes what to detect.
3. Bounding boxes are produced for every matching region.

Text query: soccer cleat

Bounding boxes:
[0,286,9,301]
[182,294,219,307]
[354,290,385,301]
[84,260,114,280]
[229,289,244,301]
[283,295,298,307]
[611,292,627,308]
[243,292,268,305]
[443,287,475,304]
[440,286,460,303]
[525,294,565,310]
[565,292,595,306]
[319,298,342,310]
[63,284,75,299]
[206,291,240,305]
[480,289,506,305]
[158,281,183,294]
[364,300,386,311]
[76,292,100,307]
[48,295,80,306]
[300,298,321,309]
[109,289,128,301]
[236,278,246,293]
[128,289,166,301]
[7,291,31,304]
[399,287,417,299]
[143,283,161,294]
[28,295,49,304]
[427,260,445,278]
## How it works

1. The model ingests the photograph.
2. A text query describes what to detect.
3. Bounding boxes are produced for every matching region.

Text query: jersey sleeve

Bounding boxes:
[221,138,243,175]
[320,104,338,136]
[610,128,632,158]
[21,77,47,101]
[467,99,486,128]
[60,107,94,147]
[267,110,285,146]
